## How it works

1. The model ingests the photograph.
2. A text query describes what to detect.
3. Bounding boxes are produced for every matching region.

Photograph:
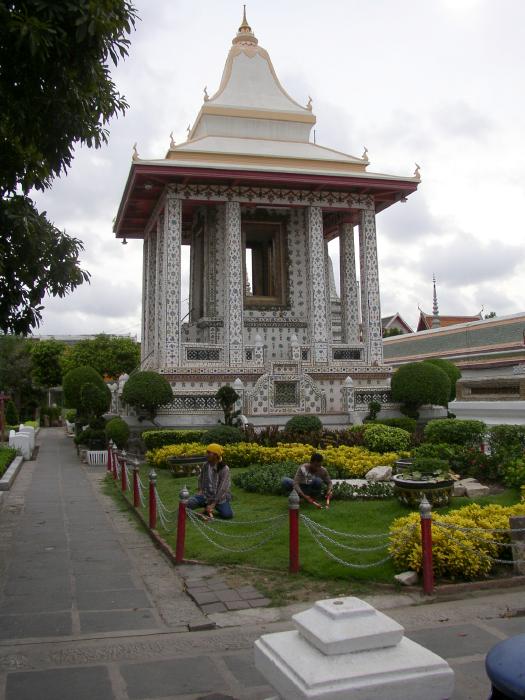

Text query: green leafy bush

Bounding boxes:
[64,409,76,423]
[377,417,417,434]
[142,429,207,450]
[200,425,245,445]
[233,461,296,494]
[502,458,525,488]
[285,415,323,433]
[363,424,411,453]
[488,425,525,466]
[105,417,129,449]
[216,385,240,425]
[412,442,495,481]
[0,447,17,476]
[365,400,381,422]
[40,405,61,424]
[410,457,450,477]
[424,419,486,447]
[74,427,106,449]
[62,366,107,410]
[121,371,173,421]
[80,382,110,419]
[423,359,461,400]
[331,481,394,500]
[391,362,450,417]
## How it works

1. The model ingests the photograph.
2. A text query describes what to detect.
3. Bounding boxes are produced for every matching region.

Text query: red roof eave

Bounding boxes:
[114,162,419,238]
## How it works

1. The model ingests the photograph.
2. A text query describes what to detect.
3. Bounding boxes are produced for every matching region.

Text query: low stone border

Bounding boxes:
[0,455,24,492]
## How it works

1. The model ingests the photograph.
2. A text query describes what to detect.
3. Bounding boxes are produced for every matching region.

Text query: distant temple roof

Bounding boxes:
[384,312,525,371]
[417,312,483,332]
[382,313,413,334]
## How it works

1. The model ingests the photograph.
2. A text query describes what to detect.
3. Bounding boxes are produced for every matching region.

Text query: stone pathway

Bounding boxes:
[178,566,270,615]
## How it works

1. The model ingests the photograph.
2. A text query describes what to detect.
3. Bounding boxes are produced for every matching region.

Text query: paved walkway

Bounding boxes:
[0,428,524,699]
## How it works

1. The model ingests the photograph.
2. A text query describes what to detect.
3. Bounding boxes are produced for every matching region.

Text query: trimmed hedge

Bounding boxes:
[200,425,245,445]
[391,361,450,415]
[423,358,461,400]
[424,419,486,447]
[363,424,411,453]
[377,417,417,434]
[105,418,130,449]
[63,366,107,410]
[122,371,173,421]
[0,448,17,477]
[285,415,323,433]
[142,429,207,450]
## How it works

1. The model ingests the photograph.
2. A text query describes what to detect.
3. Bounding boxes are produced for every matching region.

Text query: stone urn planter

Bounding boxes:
[393,473,455,508]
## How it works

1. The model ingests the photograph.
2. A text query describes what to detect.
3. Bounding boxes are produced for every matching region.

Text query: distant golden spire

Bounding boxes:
[232,5,258,45]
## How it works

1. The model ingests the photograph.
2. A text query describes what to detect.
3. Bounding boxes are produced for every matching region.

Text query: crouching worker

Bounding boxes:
[187,443,233,519]
[282,453,333,505]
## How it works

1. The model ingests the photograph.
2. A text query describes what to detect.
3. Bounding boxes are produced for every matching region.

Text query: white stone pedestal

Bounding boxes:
[254,596,454,700]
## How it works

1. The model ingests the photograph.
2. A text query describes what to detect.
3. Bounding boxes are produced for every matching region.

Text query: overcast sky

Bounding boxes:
[32,0,525,338]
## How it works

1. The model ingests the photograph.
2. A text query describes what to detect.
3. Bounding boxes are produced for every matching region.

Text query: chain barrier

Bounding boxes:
[433,520,516,548]
[137,474,146,507]
[190,512,288,540]
[300,515,389,552]
[433,522,525,565]
[434,521,525,535]
[187,509,286,553]
[300,516,391,540]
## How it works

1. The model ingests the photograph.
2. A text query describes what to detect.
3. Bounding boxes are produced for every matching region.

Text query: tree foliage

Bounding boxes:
[61,334,140,378]
[62,365,107,411]
[30,338,65,388]
[0,1,137,333]
[215,385,240,426]
[391,361,450,417]
[121,371,173,422]
[80,382,111,420]
[0,334,42,417]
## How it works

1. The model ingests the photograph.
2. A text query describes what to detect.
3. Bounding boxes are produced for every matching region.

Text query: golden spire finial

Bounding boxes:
[233,5,258,45]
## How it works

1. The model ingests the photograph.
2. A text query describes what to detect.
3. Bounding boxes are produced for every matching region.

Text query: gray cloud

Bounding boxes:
[434,101,494,139]
[379,192,444,244]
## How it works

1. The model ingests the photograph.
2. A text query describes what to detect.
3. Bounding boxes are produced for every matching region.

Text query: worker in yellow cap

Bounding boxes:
[187,443,233,519]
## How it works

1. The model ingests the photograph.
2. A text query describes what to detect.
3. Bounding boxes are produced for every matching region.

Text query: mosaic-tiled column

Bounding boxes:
[154,214,165,368]
[359,209,383,365]
[339,222,360,344]
[141,235,149,363]
[307,206,329,363]
[162,196,182,369]
[224,201,244,366]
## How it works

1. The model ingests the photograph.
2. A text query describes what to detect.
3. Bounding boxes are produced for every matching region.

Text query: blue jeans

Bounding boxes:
[187,493,233,519]
[281,476,324,498]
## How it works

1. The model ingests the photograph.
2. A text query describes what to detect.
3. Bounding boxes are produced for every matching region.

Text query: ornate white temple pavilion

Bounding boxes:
[113,11,420,426]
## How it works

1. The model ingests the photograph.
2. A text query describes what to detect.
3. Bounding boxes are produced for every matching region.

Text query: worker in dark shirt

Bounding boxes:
[282,453,333,504]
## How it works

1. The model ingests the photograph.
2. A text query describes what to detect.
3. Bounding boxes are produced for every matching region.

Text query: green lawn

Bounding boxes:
[118,467,521,586]
[0,447,17,477]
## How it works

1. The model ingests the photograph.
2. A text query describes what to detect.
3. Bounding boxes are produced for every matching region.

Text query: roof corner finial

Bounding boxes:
[414,162,421,179]
[132,142,139,161]
[186,124,191,138]
[432,273,440,327]
[169,132,176,149]
[361,146,369,162]
[203,85,209,101]
[233,5,258,45]
[306,95,313,111]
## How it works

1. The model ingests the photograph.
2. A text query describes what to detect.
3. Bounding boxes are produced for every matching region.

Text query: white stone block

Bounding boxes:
[465,482,490,497]
[293,597,403,655]
[19,426,35,450]
[8,430,16,448]
[394,571,418,586]
[255,630,454,700]
[365,466,392,482]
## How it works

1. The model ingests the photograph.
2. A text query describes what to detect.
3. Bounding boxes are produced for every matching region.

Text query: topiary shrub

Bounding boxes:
[391,362,450,418]
[74,427,106,449]
[363,424,411,453]
[285,415,323,433]
[233,461,296,494]
[80,382,110,419]
[488,424,525,467]
[423,359,461,400]
[200,425,245,445]
[424,418,486,447]
[365,400,381,422]
[62,366,107,410]
[142,429,207,451]
[5,400,18,426]
[121,371,173,422]
[64,409,76,423]
[215,385,240,425]
[105,417,130,449]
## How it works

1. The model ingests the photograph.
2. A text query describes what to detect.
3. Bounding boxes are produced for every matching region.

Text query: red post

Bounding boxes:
[112,447,118,480]
[120,450,128,493]
[149,469,157,529]
[288,489,300,574]
[133,463,140,508]
[175,486,190,563]
[420,495,434,595]
[107,440,113,473]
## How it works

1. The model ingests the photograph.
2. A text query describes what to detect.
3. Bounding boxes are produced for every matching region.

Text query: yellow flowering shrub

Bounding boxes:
[146,441,401,476]
[389,503,525,580]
